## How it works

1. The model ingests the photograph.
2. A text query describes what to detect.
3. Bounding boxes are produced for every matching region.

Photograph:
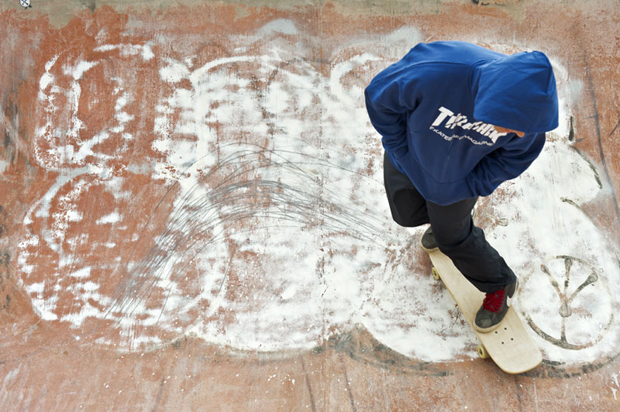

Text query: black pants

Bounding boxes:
[383,152,516,293]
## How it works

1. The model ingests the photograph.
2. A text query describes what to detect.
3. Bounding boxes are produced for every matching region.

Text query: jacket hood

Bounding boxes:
[473,51,559,133]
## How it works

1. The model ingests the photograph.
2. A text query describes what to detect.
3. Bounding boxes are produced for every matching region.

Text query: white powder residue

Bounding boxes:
[26,282,59,321]
[150,30,620,364]
[159,59,190,83]
[39,72,54,91]
[487,140,620,363]
[21,24,620,367]
[31,297,60,321]
[34,57,103,169]
[45,54,60,72]
[95,43,155,61]
[257,19,299,37]
[22,45,165,348]
[141,44,154,61]
[66,60,99,81]
[60,281,111,328]
[146,33,472,358]
[25,282,45,295]
[38,54,59,92]
[96,212,121,225]
[69,267,91,279]
[280,285,297,301]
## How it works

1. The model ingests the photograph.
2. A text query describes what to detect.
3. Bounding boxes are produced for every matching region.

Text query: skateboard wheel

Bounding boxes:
[478,345,489,359]
[431,267,440,280]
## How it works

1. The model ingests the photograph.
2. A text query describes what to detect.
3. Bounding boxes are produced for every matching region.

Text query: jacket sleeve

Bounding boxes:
[364,73,422,159]
[466,133,546,197]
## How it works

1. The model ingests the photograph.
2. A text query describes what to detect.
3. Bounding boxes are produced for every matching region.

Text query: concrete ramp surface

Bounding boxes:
[1,0,620,410]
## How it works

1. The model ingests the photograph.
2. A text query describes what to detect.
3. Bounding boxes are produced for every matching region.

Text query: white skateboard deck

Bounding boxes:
[428,249,542,374]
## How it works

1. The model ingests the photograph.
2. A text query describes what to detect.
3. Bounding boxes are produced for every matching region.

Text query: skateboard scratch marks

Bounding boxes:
[15,19,620,377]
[150,376,167,412]
[338,352,357,412]
[513,376,525,412]
[21,30,455,357]
[300,357,317,412]
[108,145,388,324]
[573,26,620,223]
[609,119,620,139]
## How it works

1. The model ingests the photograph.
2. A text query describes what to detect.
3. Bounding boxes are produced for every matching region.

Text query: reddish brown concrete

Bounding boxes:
[1,0,620,410]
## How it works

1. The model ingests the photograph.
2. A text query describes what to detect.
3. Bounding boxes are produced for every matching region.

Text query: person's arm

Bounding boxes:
[364,73,422,158]
[466,133,546,197]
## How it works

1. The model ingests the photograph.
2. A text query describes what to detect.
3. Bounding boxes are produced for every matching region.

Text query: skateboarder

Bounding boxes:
[365,41,558,332]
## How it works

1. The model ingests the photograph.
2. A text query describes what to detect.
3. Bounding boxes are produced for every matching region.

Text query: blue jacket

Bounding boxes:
[365,41,559,205]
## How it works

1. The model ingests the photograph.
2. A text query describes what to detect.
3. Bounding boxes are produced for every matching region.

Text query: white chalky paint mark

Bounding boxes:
[96,212,121,225]
[20,23,620,365]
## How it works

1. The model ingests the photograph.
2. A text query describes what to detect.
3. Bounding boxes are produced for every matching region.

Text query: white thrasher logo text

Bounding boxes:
[431,106,506,144]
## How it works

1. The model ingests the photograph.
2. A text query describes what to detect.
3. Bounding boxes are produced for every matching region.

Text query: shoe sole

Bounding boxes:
[473,280,519,334]
[420,242,439,253]
[473,320,503,333]
[420,226,439,252]
[419,235,438,252]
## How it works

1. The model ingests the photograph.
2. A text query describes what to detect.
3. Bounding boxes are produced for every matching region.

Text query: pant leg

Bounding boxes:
[383,150,515,293]
[383,152,429,227]
[426,199,516,293]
